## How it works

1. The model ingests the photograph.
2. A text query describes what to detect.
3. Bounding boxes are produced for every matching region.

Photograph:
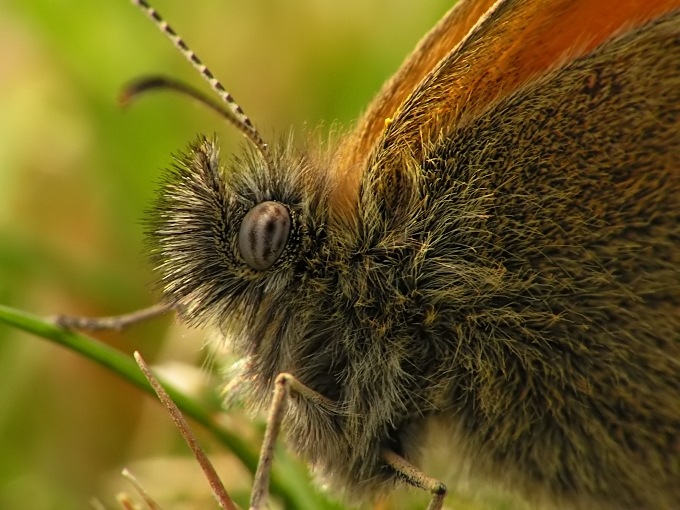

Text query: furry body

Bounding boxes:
[149,6,680,510]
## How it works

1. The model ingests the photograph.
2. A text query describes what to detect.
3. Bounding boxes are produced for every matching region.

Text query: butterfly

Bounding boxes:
[121,0,680,508]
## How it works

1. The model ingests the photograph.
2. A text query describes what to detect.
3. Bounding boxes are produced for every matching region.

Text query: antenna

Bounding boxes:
[130,0,273,169]
[120,75,258,137]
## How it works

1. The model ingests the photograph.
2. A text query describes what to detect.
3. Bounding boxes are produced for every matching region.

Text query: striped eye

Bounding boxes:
[238,201,291,271]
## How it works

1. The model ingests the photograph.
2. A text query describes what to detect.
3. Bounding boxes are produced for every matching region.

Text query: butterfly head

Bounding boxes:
[146,136,333,331]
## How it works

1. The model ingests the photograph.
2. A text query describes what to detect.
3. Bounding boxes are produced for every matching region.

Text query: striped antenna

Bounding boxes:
[131,0,272,168]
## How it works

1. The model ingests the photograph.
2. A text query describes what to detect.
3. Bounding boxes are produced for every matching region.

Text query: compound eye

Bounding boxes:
[238,201,291,270]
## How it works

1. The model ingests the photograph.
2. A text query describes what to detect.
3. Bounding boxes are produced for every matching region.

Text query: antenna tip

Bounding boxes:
[118,86,136,109]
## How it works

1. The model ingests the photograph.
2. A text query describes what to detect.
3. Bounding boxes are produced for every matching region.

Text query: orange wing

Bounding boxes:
[331,0,498,215]
[331,0,680,218]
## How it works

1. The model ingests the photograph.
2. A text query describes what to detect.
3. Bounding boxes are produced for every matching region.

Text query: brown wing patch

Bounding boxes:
[377,0,680,171]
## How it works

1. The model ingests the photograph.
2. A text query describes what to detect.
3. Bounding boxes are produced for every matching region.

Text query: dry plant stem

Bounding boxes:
[381,450,447,510]
[115,493,138,510]
[121,469,163,510]
[133,352,238,510]
[54,303,172,331]
[250,372,336,510]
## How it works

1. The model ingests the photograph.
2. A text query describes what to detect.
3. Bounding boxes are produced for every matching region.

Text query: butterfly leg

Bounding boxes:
[250,372,336,510]
[382,449,447,510]
[54,302,172,331]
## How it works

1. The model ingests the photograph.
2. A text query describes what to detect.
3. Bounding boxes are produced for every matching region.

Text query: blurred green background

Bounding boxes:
[0,1,524,509]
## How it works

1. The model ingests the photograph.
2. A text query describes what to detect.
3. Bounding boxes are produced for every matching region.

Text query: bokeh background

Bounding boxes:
[0,1,523,509]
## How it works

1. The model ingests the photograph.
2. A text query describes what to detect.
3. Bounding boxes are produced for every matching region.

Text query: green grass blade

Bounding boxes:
[0,304,339,510]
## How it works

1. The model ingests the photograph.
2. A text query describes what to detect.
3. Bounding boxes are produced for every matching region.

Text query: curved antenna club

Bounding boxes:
[131,0,274,170]
[120,75,252,135]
